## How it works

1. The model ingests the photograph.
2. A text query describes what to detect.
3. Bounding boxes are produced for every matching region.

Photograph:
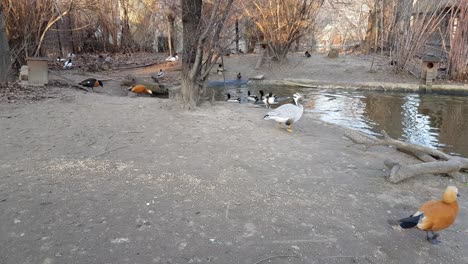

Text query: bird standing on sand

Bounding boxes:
[79,78,103,91]
[399,186,460,244]
[305,51,311,58]
[217,64,224,75]
[156,69,165,78]
[165,53,179,62]
[237,72,242,80]
[63,59,72,69]
[129,85,153,95]
[264,93,303,132]
[226,93,240,103]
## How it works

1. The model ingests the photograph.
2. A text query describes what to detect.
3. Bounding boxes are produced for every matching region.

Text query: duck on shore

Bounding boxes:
[226,93,240,103]
[264,93,303,132]
[78,78,103,91]
[399,186,460,244]
[128,85,153,95]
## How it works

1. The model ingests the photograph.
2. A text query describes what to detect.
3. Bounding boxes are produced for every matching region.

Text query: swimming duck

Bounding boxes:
[165,53,179,62]
[247,91,260,102]
[226,93,240,103]
[399,186,460,244]
[78,78,103,90]
[264,93,303,132]
[305,51,311,58]
[262,92,279,108]
[128,85,153,95]
[63,59,72,69]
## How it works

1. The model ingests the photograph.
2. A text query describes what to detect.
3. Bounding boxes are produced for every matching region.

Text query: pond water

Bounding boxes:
[213,85,468,157]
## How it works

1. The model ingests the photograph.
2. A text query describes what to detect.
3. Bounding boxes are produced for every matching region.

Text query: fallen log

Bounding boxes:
[345,129,468,183]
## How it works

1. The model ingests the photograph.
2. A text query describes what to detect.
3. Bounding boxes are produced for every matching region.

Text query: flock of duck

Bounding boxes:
[227,90,304,133]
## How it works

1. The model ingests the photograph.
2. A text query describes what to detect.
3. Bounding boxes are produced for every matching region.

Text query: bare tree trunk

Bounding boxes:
[380,0,384,54]
[167,13,175,56]
[55,22,63,57]
[120,0,132,52]
[179,0,234,108]
[365,10,374,53]
[345,129,468,183]
[68,13,76,54]
[255,44,267,70]
[0,5,10,85]
[181,0,202,107]
[235,17,239,52]
[182,0,202,66]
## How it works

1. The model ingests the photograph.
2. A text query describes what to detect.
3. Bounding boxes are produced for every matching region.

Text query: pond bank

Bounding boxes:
[249,78,468,94]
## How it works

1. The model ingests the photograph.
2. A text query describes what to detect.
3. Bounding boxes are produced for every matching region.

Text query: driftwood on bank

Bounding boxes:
[345,129,468,183]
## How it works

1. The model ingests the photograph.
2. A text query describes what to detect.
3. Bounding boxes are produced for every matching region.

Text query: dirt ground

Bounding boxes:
[0,53,467,264]
[213,53,420,85]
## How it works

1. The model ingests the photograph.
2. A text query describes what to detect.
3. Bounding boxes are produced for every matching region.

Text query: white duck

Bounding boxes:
[63,59,72,69]
[262,92,279,108]
[247,90,265,102]
[226,93,240,103]
[165,53,179,62]
[263,93,303,132]
[156,69,165,78]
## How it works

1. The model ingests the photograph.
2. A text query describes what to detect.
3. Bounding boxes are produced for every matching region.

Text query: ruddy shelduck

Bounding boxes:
[399,186,460,244]
[128,85,153,95]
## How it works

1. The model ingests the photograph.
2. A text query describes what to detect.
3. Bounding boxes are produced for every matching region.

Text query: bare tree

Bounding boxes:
[322,0,372,48]
[391,1,455,73]
[1,0,75,65]
[242,0,324,61]
[0,3,10,85]
[180,0,234,108]
[119,0,133,52]
[448,0,467,81]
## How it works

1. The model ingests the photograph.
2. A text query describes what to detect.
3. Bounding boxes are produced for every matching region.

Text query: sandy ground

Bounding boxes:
[0,82,467,264]
[1,53,467,263]
[213,53,420,85]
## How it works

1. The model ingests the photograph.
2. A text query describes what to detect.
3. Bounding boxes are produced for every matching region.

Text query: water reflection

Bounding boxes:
[400,94,440,148]
[305,90,468,156]
[309,91,377,135]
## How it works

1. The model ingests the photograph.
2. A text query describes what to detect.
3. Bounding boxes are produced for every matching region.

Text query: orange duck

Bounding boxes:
[399,186,460,244]
[128,85,153,95]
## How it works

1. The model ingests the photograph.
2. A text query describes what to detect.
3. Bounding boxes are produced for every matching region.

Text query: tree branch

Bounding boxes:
[345,129,468,183]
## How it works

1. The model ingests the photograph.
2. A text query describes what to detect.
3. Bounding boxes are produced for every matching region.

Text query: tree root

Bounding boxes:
[345,129,468,183]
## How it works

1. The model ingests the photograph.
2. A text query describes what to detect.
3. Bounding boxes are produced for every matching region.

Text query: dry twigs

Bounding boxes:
[345,129,468,184]
[391,1,455,73]
[242,0,324,61]
[448,0,468,81]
